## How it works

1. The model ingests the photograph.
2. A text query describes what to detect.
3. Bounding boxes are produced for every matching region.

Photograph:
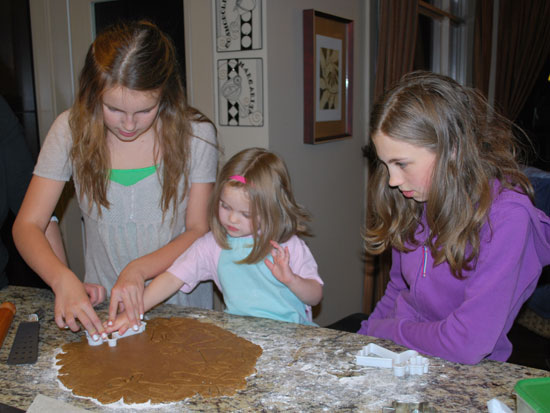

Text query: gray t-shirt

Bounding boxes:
[34,110,218,309]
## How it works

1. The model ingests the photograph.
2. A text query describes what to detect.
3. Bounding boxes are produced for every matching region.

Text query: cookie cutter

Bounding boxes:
[85,322,146,347]
[355,343,429,377]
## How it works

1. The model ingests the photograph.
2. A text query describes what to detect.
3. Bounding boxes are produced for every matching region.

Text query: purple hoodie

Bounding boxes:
[358,185,550,364]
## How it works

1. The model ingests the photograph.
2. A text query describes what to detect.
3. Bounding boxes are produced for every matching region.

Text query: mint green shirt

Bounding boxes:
[218,236,317,326]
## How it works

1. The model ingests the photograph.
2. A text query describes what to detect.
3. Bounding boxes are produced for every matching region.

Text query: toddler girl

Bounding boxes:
[109,147,323,332]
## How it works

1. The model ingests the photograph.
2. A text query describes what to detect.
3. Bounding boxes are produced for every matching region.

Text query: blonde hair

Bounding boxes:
[210,148,311,264]
[69,20,214,215]
[365,71,533,277]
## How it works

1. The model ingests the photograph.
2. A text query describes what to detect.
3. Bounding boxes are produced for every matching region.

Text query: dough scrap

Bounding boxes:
[56,317,263,404]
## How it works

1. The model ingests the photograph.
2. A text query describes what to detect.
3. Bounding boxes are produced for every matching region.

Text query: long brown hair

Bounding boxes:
[365,71,533,277]
[69,20,213,215]
[209,148,311,264]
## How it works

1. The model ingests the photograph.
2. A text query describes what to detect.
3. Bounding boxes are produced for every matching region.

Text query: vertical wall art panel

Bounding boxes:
[216,0,262,52]
[217,58,264,126]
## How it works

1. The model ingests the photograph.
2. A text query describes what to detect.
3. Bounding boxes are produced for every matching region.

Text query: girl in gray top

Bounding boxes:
[13,21,218,340]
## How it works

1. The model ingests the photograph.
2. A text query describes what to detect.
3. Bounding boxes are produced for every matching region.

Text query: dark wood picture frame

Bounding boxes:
[303,9,354,144]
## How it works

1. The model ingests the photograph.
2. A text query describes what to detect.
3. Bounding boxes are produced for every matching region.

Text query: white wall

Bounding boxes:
[29,0,85,277]
[263,0,368,326]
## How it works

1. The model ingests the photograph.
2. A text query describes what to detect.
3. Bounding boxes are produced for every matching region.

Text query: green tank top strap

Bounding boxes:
[110,165,157,186]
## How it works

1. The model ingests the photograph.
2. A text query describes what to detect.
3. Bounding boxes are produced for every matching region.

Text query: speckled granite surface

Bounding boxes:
[0,286,547,412]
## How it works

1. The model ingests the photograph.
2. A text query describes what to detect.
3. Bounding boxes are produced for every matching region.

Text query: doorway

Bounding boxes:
[93,0,187,89]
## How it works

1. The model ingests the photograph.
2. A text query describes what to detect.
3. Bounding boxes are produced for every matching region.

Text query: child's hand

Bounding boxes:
[104,312,132,336]
[265,240,323,306]
[265,240,295,285]
[84,283,107,306]
[108,263,146,333]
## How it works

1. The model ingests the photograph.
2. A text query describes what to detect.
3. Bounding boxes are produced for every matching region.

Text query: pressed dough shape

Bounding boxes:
[56,317,263,404]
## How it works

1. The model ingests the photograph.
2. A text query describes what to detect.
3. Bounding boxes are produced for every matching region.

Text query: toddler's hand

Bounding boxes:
[265,240,295,285]
[104,312,132,336]
[84,283,107,306]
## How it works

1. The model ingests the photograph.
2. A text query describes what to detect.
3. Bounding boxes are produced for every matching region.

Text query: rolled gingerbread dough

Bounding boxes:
[56,317,263,404]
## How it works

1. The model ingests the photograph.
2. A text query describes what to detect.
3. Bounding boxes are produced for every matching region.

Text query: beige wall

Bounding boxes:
[263,1,369,326]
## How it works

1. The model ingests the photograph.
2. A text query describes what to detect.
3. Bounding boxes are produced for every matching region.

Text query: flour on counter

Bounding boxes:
[244,331,435,412]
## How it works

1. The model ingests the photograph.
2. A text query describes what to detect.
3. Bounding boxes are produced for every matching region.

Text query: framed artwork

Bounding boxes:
[216,0,262,52]
[217,58,264,126]
[303,10,354,144]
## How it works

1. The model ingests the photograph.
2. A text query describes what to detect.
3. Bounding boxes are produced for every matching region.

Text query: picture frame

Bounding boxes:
[215,0,263,52]
[303,9,354,144]
[217,58,264,126]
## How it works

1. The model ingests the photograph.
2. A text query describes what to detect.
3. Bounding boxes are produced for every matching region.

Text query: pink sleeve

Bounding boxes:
[285,236,323,285]
[166,232,222,293]
[284,236,323,322]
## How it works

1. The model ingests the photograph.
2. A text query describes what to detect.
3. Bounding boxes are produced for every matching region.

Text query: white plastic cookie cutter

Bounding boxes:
[355,343,429,377]
[85,322,147,347]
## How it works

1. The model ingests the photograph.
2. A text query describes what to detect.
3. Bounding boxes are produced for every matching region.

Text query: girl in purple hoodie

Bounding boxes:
[358,71,550,364]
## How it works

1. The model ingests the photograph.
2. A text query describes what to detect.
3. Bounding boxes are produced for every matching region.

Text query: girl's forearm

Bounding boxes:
[44,219,68,265]
[287,276,323,306]
[143,272,186,312]
[126,227,208,282]
[133,181,213,282]
[13,219,76,292]
[12,175,71,291]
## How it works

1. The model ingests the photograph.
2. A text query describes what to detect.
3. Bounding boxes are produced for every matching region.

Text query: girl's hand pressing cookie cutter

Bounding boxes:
[85,322,147,347]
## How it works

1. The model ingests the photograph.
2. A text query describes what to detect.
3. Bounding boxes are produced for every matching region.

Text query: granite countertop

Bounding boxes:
[0,286,547,412]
